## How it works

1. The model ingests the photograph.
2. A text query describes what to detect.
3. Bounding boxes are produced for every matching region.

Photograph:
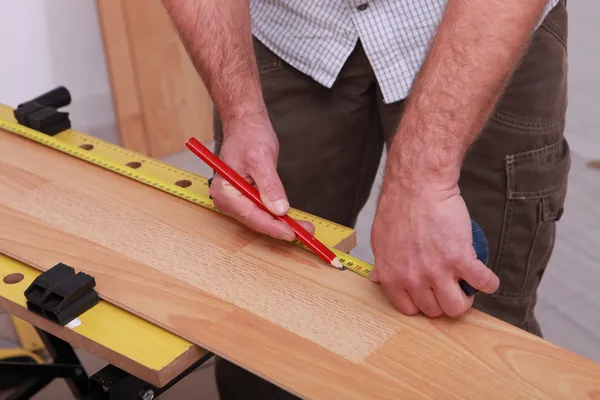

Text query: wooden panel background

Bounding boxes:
[96,0,213,157]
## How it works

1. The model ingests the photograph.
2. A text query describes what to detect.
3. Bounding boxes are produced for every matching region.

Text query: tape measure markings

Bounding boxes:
[0,104,379,277]
[1,107,353,236]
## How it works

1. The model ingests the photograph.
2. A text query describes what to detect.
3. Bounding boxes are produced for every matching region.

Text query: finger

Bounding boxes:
[456,259,500,294]
[407,287,444,318]
[212,179,295,241]
[245,206,297,241]
[369,267,380,282]
[213,175,249,205]
[432,276,474,317]
[387,288,420,316]
[250,163,290,216]
[295,219,315,235]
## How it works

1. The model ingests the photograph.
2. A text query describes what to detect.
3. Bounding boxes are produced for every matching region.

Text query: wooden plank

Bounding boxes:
[0,130,599,399]
[0,252,207,387]
[95,0,214,157]
[121,0,214,156]
[95,0,148,154]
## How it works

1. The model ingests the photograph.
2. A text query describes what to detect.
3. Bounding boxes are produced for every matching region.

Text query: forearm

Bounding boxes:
[162,0,266,124]
[386,0,549,191]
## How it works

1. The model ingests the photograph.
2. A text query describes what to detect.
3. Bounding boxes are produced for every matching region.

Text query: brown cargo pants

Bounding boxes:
[212,2,569,398]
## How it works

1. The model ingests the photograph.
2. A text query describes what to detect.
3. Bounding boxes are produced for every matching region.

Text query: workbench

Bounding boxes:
[0,252,213,399]
[1,88,600,400]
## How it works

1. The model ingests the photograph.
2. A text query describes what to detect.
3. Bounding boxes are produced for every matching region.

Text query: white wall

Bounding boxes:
[560,0,600,161]
[0,0,118,143]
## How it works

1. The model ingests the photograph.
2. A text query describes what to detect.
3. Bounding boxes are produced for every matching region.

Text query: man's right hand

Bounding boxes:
[210,115,314,241]
[161,0,313,240]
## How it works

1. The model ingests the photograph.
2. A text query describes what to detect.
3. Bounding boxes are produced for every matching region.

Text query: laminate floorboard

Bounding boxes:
[1,130,600,399]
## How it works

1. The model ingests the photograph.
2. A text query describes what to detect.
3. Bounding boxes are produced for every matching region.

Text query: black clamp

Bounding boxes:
[24,262,99,325]
[14,86,72,136]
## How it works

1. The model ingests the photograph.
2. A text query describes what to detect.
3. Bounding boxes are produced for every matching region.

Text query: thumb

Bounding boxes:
[369,267,380,283]
[296,220,315,235]
[458,259,500,294]
[251,162,289,216]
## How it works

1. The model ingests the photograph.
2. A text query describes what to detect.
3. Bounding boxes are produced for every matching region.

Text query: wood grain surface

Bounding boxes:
[1,130,600,399]
[95,0,148,154]
[96,0,213,156]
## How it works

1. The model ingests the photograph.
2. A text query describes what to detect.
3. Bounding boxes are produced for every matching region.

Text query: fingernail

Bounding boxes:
[272,199,289,214]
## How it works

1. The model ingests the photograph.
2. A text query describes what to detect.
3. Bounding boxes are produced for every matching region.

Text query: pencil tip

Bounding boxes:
[331,258,345,270]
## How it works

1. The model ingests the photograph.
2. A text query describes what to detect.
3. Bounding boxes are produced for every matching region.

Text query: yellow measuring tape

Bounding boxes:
[0,103,375,278]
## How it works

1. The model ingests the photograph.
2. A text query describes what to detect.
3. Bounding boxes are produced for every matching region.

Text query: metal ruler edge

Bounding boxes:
[0,103,375,278]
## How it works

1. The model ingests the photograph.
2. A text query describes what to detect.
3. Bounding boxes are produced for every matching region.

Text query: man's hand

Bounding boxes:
[369,0,549,317]
[162,0,313,239]
[211,114,314,240]
[370,181,499,317]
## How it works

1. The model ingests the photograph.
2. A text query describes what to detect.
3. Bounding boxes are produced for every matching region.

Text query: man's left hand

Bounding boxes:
[370,182,500,318]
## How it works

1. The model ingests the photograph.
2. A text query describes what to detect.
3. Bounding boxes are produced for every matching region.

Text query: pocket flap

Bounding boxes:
[507,138,570,200]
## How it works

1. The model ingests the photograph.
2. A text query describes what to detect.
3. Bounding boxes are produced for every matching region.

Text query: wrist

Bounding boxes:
[217,89,269,125]
[384,134,462,195]
[220,107,278,146]
[220,103,270,133]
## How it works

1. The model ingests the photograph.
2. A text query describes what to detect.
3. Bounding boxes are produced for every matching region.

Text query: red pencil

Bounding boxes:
[185,137,343,270]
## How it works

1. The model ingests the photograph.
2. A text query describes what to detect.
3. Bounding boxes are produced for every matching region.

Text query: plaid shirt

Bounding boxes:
[249,0,560,104]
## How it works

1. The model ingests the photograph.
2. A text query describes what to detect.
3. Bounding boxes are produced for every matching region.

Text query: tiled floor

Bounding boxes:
[1,1,599,398]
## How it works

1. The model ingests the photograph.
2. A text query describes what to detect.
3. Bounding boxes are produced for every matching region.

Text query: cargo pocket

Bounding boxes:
[494,138,570,299]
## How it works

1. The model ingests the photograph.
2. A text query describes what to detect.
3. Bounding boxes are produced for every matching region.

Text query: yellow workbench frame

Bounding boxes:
[0,252,209,387]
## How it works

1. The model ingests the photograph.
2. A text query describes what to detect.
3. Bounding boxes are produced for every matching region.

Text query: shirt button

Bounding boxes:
[357,3,369,11]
